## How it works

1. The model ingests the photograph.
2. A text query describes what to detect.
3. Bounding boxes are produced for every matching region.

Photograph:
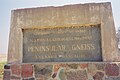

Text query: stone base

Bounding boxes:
[3,62,120,80]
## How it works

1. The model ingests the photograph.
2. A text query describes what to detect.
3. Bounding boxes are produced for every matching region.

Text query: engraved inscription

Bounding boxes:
[23,25,102,62]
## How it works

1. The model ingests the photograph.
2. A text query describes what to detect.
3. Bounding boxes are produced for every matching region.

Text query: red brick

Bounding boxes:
[80,64,88,69]
[105,64,119,76]
[11,64,21,76]
[21,64,33,78]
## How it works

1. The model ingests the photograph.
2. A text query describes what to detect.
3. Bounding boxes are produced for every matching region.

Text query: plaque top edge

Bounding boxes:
[21,24,101,30]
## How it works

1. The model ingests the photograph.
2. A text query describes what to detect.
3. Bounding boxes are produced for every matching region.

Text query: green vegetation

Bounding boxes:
[0,62,6,79]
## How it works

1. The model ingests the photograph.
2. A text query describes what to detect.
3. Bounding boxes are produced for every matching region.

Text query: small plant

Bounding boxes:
[0,62,6,79]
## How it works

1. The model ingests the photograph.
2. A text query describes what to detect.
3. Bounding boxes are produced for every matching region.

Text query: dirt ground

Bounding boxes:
[0,54,7,62]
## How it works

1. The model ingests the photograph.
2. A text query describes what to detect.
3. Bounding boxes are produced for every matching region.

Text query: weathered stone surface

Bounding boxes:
[52,72,57,78]
[35,65,52,78]
[66,70,88,80]
[11,76,21,80]
[11,64,21,76]
[95,63,105,71]
[54,65,60,72]
[3,62,120,80]
[93,72,104,80]
[8,2,119,63]
[68,64,78,69]
[80,63,88,69]
[21,64,33,78]
[105,64,119,76]
[59,69,66,80]
[22,77,35,80]
[3,71,10,80]
[36,78,45,80]
[105,77,120,80]
[88,63,97,76]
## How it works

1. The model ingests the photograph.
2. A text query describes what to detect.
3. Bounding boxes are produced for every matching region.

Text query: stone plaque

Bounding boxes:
[23,24,102,62]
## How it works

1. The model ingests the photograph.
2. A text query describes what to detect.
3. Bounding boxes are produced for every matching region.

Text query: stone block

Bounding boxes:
[80,63,88,69]
[105,77,120,80]
[93,72,104,80]
[21,64,33,78]
[22,77,35,80]
[105,64,119,76]
[11,76,21,80]
[66,70,88,80]
[3,71,10,80]
[35,64,52,78]
[11,64,21,76]
[95,63,105,71]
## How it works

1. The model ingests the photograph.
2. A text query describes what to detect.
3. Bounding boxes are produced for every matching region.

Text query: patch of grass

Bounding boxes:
[0,62,6,79]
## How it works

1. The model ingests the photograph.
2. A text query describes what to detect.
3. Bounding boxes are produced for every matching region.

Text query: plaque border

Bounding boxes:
[22,24,102,63]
